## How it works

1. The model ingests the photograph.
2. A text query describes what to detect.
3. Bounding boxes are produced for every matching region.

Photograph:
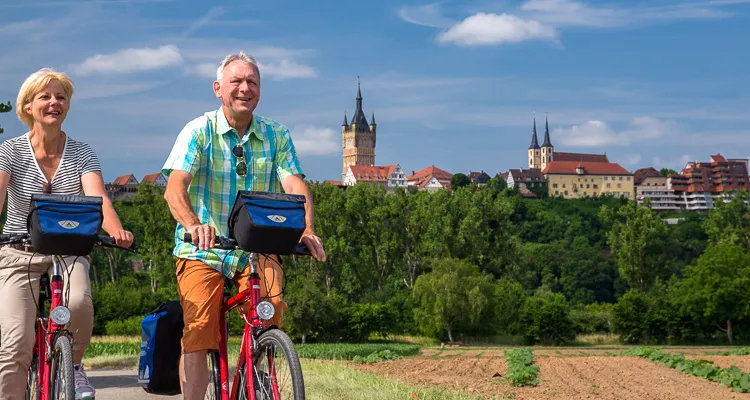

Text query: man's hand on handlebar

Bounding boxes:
[186,224,216,251]
[300,231,326,262]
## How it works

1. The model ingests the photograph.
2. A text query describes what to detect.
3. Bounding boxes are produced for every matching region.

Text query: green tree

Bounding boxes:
[659,168,677,177]
[0,101,11,135]
[450,173,471,189]
[520,287,575,345]
[412,258,495,342]
[132,182,176,292]
[703,191,750,249]
[677,243,750,344]
[603,202,668,291]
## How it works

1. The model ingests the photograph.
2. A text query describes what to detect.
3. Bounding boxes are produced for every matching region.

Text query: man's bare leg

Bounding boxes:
[180,350,208,400]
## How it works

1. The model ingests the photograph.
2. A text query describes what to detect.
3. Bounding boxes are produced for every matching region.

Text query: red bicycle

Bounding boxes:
[0,233,134,400]
[184,233,309,400]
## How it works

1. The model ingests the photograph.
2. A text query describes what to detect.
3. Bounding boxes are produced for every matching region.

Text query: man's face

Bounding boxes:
[214,60,260,117]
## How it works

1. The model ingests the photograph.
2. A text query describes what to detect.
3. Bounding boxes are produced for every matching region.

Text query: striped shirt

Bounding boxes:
[0,133,101,234]
[162,109,304,278]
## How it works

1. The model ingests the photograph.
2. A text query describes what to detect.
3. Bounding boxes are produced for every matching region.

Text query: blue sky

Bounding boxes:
[1,0,749,183]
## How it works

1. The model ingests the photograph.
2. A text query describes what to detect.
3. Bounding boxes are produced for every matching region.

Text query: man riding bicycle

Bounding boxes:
[161,51,326,400]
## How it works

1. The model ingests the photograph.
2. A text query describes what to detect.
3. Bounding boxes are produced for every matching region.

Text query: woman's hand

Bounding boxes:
[111,229,134,248]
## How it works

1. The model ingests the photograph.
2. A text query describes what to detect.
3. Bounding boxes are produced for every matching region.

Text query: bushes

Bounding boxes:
[520,288,575,345]
[105,316,143,335]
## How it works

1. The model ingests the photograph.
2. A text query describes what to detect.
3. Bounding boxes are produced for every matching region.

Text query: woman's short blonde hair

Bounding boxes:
[16,68,75,128]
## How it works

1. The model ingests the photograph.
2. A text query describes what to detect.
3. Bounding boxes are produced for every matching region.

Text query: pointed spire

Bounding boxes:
[342,111,348,126]
[355,76,363,113]
[542,112,553,147]
[529,114,540,150]
[371,111,376,125]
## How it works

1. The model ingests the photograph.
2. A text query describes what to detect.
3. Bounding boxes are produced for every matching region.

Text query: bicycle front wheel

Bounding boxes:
[246,329,305,400]
[49,335,75,399]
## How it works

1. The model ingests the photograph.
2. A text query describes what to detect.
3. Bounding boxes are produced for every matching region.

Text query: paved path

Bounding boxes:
[87,369,182,400]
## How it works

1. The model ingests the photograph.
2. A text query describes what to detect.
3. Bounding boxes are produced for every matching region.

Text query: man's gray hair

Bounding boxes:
[216,51,259,81]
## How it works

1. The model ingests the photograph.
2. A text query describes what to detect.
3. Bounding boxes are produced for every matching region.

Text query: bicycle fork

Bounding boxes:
[39,256,71,400]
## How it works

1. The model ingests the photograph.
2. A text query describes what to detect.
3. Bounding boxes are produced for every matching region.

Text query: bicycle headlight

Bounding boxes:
[256,301,275,321]
[50,306,71,325]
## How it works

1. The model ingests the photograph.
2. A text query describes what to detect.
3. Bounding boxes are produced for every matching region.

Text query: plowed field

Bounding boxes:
[355,349,749,399]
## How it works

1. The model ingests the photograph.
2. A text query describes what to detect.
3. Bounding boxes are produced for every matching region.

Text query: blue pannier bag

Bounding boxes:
[228,190,306,255]
[27,194,103,256]
[138,300,183,395]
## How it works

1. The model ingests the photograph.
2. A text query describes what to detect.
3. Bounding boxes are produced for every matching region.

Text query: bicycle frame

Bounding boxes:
[31,255,71,400]
[214,254,282,400]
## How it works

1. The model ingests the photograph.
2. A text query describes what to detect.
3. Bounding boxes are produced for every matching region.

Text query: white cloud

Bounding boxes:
[290,125,339,156]
[397,3,455,28]
[257,60,317,80]
[519,0,733,28]
[437,13,557,46]
[556,116,678,147]
[72,45,183,75]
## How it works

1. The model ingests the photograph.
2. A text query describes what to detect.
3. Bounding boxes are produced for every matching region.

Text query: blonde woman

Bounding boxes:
[0,68,133,399]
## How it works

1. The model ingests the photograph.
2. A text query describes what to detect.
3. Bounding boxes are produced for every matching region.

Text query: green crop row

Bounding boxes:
[504,348,539,387]
[297,343,420,360]
[705,347,750,356]
[622,347,750,393]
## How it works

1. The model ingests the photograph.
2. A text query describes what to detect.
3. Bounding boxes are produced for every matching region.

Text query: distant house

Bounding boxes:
[407,165,453,192]
[142,172,167,188]
[506,168,545,189]
[468,171,491,185]
[343,164,408,188]
[106,174,139,201]
[323,180,347,188]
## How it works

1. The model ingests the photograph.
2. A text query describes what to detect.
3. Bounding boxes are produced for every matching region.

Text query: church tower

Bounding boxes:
[342,78,377,180]
[528,116,542,169]
[541,114,554,170]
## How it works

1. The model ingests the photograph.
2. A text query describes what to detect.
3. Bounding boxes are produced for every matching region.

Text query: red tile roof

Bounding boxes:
[710,154,727,163]
[508,168,544,182]
[554,152,609,163]
[113,174,137,185]
[542,161,631,176]
[349,164,398,182]
[142,172,163,184]
[407,165,453,189]
[324,180,344,186]
[407,165,452,182]
[633,167,664,185]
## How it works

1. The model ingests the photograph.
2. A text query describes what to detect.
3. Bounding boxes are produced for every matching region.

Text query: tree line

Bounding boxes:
[7,177,747,345]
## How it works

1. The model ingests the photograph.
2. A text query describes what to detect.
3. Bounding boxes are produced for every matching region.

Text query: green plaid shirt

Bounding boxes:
[162,109,304,278]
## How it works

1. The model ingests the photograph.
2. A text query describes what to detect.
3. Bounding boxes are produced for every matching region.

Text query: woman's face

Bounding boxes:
[25,80,69,129]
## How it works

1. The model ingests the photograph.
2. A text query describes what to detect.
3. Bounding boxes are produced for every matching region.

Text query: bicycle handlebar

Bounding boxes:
[0,234,137,253]
[182,233,312,256]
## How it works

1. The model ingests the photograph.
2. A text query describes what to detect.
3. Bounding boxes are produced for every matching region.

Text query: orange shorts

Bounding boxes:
[175,256,288,353]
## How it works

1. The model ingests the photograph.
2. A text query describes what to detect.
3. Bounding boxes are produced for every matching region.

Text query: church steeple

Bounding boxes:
[542,113,553,147]
[529,117,540,150]
[342,111,348,127]
[370,112,376,126]
[351,76,369,130]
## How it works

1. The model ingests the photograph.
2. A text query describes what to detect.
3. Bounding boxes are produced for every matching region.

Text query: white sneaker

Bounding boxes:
[74,364,95,400]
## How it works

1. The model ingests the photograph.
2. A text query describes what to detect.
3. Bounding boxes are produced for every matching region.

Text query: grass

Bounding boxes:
[568,333,620,347]
[83,336,422,369]
[302,359,489,400]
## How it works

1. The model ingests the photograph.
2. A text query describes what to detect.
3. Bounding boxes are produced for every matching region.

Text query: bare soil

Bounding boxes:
[356,350,748,399]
